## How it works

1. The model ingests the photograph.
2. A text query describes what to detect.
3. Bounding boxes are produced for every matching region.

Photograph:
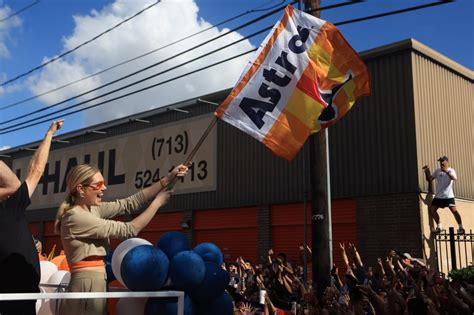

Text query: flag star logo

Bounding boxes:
[317,71,353,124]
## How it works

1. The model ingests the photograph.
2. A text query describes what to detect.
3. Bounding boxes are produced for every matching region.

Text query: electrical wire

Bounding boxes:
[334,0,451,26]
[0,0,161,87]
[0,26,272,132]
[1,0,450,134]
[0,0,296,111]
[0,0,39,23]
[0,49,258,135]
[1,0,356,125]
[0,1,297,125]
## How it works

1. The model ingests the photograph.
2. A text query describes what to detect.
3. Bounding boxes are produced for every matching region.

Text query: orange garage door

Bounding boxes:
[194,207,257,264]
[271,199,357,269]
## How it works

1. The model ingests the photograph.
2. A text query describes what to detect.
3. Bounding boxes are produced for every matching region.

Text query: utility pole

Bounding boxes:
[304,0,333,300]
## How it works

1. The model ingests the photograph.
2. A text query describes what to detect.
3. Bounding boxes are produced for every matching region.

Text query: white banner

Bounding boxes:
[13,115,216,210]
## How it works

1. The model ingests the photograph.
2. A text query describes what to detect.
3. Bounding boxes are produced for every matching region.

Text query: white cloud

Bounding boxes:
[27,0,256,126]
[0,2,22,58]
[0,2,22,95]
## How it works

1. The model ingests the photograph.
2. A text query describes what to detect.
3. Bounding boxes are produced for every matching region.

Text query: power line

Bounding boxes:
[1,0,450,134]
[0,1,295,125]
[334,0,452,26]
[0,0,39,23]
[0,0,296,111]
[0,26,272,131]
[0,49,259,135]
[1,0,356,125]
[0,0,161,87]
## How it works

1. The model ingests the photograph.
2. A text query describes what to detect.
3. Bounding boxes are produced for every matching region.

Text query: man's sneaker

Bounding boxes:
[457,227,465,234]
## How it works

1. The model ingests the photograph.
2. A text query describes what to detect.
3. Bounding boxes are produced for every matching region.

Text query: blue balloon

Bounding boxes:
[193,243,224,265]
[196,291,233,315]
[189,262,230,303]
[145,294,196,315]
[169,251,205,291]
[121,245,169,291]
[105,250,116,283]
[106,262,116,283]
[105,249,113,263]
[157,231,191,260]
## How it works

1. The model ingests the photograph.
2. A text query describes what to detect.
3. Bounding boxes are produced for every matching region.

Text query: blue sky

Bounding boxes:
[0,0,472,150]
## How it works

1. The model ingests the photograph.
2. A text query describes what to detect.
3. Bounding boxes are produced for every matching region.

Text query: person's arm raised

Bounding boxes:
[25,120,63,197]
[130,190,171,233]
[422,165,434,181]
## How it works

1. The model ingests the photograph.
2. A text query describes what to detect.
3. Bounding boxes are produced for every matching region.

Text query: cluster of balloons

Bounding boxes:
[111,231,233,315]
[37,260,71,315]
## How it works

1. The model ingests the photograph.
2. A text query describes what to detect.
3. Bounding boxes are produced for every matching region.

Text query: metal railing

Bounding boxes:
[434,227,474,274]
[0,290,185,315]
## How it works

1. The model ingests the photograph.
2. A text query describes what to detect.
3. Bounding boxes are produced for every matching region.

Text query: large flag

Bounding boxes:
[215,5,370,160]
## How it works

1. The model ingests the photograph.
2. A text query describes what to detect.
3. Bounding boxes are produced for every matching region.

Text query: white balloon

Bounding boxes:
[35,286,48,313]
[116,298,147,315]
[40,261,58,284]
[47,270,71,287]
[37,271,71,315]
[37,300,54,315]
[111,238,151,285]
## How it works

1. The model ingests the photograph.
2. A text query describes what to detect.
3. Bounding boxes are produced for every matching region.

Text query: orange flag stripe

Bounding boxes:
[308,22,370,95]
[296,72,327,108]
[285,83,326,130]
[262,108,312,160]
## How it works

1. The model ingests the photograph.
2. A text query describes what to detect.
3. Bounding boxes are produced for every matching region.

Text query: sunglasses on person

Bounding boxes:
[83,181,107,190]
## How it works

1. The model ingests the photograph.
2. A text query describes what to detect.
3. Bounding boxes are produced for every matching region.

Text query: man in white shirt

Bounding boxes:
[423,156,464,234]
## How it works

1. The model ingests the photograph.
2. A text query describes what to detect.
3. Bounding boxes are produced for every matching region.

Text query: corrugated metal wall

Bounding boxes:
[411,47,474,200]
[5,39,472,225]
[329,48,419,197]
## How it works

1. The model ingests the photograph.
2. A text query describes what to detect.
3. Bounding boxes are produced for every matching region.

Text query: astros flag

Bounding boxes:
[215,5,370,160]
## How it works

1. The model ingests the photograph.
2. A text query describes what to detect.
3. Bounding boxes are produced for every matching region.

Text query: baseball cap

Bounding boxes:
[438,156,448,162]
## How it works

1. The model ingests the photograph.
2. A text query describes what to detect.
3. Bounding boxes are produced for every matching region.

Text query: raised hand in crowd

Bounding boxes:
[376,257,386,277]
[348,242,364,268]
[225,243,474,315]
[357,284,387,315]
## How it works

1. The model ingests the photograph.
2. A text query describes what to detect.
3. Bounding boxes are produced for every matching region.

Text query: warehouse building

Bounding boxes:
[2,38,473,270]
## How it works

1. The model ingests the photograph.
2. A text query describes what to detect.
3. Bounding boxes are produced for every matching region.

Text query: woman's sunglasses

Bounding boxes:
[83,181,107,190]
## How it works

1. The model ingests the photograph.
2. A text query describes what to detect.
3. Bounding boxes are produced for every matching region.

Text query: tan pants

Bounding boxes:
[58,270,107,315]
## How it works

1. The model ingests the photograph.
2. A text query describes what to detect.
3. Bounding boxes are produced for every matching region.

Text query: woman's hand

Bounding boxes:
[168,163,190,181]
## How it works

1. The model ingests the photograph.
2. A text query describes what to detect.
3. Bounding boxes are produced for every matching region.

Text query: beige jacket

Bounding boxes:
[60,191,146,264]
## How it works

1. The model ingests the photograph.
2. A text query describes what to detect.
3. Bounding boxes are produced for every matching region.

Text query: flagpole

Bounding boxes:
[183,116,218,165]
[304,0,333,301]
[167,111,218,188]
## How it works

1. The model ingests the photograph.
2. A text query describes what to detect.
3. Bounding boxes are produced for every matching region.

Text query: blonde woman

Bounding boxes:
[56,163,188,315]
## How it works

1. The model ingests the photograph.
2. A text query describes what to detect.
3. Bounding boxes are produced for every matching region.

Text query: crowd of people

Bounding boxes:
[0,119,469,315]
[227,244,474,315]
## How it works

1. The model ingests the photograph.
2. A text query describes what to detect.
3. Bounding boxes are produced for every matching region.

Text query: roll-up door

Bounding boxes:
[137,212,183,246]
[271,200,357,269]
[194,207,258,263]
